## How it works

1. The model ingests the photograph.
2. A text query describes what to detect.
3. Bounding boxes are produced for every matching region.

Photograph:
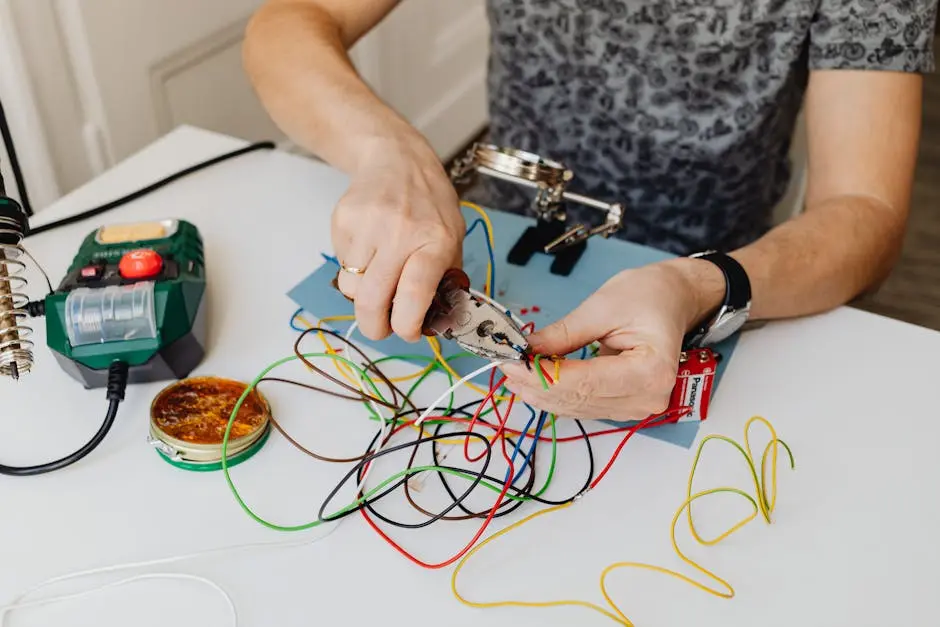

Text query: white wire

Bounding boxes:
[0,573,237,626]
[342,320,392,488]
[0,521,342,626]
[414,359,508,428]
[2,296,517,624]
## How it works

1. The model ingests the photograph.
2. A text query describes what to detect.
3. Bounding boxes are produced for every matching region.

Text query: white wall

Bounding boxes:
[3,0,490,213]
[0,0,61,211]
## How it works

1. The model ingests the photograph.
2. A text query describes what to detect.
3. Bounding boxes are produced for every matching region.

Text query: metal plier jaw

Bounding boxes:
[422,269,528,362]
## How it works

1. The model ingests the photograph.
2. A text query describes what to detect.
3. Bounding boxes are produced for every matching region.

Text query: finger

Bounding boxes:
[504,353,675,419]
[390,243,456,342]
[331,198,368,299]
[354,245,408,340]
[335,250,375,300]
[332,220,375,300]
[552,352,676,400]
[505,374,670,421]
[527,290,618,356]
[504,377,657,421]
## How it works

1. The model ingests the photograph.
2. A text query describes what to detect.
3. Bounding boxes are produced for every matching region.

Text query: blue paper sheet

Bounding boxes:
[287,204,739,448]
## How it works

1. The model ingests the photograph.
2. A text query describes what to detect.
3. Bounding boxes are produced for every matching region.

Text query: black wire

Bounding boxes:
[318,430,494,526]
[322,399,585,528]
[431,412,595,513]
[0,97,33,216]
[0,361,128,477]
[423,416,537,520]
[355,402,515,526]
[25,141,276,237]
[316,401,498,525]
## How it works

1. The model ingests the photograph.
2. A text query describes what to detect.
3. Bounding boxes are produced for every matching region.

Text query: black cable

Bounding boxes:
[25,140,276,237]
[0,97,33,217]
[379,409,538,525]
[25,299,45,317]
[332,400,564,528]
[318,429,494,526]
[0,360,128,477]
[421,414,538,520]
[313,401,499,525]
[431,413,595,514]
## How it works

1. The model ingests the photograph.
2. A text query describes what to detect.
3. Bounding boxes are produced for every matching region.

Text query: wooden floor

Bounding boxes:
[852,65,940,331]
[451,66,940,333]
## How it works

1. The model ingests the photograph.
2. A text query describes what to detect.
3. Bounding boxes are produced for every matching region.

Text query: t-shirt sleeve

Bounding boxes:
[809,1,939,73]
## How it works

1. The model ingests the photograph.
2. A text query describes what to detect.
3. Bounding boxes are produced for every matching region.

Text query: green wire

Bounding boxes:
[220,348,571,529]
[528,354,558,497]
[221,351,506,531]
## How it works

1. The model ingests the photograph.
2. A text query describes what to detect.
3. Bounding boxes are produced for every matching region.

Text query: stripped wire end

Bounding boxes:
[492,331,528,362]
[407,443,458,491]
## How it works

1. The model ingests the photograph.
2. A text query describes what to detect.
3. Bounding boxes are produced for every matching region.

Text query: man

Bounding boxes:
[243,1,937,421]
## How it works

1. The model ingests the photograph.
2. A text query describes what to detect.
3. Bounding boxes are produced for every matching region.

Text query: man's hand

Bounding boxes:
[245,1,466,343]
[332,138,466,342]
[499,259,723,420]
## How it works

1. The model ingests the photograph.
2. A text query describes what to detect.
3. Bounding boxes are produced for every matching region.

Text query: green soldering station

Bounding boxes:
[0,173,209,477]
[44,219,208,388]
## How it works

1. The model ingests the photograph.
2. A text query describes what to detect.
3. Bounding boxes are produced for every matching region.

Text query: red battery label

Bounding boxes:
[667,348,718,422]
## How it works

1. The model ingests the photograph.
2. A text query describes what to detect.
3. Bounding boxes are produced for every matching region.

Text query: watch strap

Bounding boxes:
[695,251,751,309]
[683,251,751,348]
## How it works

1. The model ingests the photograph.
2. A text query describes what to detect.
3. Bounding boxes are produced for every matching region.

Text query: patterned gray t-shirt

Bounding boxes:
[467,0,938,255]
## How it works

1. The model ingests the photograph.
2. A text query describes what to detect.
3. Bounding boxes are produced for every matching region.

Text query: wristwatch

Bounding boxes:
[683,250,752,348]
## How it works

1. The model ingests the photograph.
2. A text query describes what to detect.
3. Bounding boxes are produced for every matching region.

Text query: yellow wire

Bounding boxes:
[460,200,495,296]
[451,416,795,625]
[294,312,488,446]
[295,312,435,385]
[426,335,513,402]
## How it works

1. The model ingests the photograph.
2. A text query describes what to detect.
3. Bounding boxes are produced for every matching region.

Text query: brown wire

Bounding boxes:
[400,419,539,521]
[276,322,525,521]
[255,376,372,463]
[262,325,424,463]
[292,326,417,412]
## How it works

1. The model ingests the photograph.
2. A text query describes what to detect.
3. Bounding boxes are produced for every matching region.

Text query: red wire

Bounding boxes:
[463,372,513,463]
[359,375,517,569]
[588,406,693,490]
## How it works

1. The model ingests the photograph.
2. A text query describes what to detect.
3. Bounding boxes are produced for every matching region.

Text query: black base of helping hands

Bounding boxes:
[507,218,586,277]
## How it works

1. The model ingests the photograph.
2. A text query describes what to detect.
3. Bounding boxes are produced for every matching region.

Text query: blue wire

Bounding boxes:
[465,218,496,294]
[504,404,538,483]
[289,308,307,331]
[511,407,548,483]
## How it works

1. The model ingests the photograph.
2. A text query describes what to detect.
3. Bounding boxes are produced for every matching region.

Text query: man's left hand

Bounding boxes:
[499,260,723,420]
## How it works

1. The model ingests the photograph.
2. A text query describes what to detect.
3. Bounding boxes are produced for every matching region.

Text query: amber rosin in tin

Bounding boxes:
[148,376,271,471]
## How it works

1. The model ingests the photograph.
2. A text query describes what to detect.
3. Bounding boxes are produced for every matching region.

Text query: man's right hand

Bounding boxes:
[244,0,468,343]
[331,137,466,342]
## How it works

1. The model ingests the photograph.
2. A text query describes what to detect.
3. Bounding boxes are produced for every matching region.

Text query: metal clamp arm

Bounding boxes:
[450,143,625,252]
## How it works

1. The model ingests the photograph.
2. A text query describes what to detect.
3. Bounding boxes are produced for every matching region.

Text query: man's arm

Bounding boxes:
[243,0,466,343]
[673,69,923,324]
[499,69,926,420]
[243,0,432,173]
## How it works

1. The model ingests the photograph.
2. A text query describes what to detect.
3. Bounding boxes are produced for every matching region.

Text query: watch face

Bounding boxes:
[701,310,749,345]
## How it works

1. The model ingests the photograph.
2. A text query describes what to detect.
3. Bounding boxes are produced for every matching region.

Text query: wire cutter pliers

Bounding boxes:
[332,266,529,361]
[420,269,529,362]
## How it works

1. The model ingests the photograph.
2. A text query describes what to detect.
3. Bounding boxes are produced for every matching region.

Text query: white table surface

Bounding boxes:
[1,125,936,626]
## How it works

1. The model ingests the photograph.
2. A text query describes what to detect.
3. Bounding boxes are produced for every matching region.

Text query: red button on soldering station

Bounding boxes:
[119,249,163,279]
